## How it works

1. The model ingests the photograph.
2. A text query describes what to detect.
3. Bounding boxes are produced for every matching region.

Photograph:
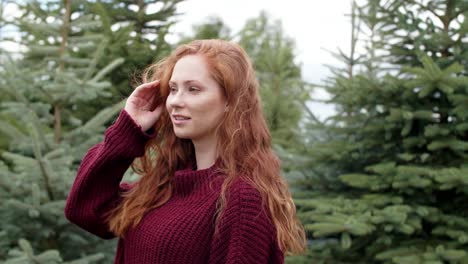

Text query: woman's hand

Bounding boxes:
[124,80,163,132]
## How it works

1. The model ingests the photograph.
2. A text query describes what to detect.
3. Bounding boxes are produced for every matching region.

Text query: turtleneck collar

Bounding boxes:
[172,157,223,197]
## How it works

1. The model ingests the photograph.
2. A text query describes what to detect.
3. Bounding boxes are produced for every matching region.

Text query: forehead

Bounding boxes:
[170,55,211,82]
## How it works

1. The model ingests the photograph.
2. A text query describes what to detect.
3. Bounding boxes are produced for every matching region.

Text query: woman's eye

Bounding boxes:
[170,87,176,92]
[189,87,199,92]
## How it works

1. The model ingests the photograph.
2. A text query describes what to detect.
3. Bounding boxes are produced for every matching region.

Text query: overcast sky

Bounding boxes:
[168,0,354,120]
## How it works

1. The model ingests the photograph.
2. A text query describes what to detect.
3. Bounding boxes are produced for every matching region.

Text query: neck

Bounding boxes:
[192,137,219,171]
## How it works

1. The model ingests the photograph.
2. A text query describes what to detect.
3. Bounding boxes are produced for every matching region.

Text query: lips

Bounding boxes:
[172,114,191,125]
[172,114,191,120]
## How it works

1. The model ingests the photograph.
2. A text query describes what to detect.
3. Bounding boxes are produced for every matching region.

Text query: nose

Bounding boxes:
[167,90,186,109]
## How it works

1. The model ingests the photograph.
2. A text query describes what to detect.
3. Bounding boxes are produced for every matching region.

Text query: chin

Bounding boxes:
[173,130,193,139]
[175,135,192,139]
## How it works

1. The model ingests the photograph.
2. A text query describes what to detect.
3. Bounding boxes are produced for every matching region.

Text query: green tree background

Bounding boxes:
[0,0,467,264]
[293,0,468,263]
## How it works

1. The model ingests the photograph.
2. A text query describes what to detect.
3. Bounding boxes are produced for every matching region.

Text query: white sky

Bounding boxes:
[169,0,353,120]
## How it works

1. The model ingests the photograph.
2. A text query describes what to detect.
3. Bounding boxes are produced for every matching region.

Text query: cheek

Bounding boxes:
[193,105,224,127]
[192,97,222,117]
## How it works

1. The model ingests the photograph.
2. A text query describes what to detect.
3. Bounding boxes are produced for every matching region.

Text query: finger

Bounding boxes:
[136,79,160,91]
[144,105,163,128]
[134,80,160,101]
[151,105,163,117]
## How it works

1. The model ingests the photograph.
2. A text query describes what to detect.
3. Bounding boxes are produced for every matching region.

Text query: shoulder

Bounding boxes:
[226,178,262,206]
[223,177,274,229]
[230,178,262,199]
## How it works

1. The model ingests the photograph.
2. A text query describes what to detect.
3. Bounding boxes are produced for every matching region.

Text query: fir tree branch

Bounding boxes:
[299,100,324,125]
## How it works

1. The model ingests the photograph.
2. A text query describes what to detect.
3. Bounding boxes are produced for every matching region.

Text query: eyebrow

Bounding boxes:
[168,80,201,86]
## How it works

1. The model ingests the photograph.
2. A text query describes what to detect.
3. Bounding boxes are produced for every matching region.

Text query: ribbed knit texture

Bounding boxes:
[64,109,284,264]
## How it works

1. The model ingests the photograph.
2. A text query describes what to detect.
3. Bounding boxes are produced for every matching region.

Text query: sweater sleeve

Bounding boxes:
[64,109,156,239]
[208,180,284,264]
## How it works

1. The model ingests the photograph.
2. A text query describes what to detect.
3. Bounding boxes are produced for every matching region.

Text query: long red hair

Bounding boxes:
[104,39,307,255]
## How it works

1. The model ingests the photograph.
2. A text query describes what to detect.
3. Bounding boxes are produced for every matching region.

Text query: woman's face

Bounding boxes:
[166,54,227,142]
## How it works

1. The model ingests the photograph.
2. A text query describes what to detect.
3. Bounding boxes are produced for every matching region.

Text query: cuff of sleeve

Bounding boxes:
[104,109,157,157]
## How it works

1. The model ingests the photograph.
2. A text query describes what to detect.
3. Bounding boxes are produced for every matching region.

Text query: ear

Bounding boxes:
[224,104,229,112]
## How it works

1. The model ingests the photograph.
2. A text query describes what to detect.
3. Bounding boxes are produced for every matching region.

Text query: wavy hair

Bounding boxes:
[104,39,307,255]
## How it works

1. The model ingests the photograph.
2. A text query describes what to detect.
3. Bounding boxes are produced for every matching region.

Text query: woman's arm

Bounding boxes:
[64,109,155,239]
[208,180,285,264]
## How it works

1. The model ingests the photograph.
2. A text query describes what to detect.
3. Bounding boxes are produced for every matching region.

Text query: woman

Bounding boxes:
[65,39,307,263]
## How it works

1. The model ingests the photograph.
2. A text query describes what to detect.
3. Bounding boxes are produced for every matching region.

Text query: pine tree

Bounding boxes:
[293,0,468,263]
[0,0,132,262]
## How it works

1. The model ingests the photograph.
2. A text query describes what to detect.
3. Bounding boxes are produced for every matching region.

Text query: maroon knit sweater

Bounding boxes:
[64,109,284,264]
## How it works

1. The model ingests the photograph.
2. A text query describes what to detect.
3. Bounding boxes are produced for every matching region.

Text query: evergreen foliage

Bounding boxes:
[294,0,468,263]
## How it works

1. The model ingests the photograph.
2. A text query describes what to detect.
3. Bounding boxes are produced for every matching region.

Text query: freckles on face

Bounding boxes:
[166,54,226,140]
